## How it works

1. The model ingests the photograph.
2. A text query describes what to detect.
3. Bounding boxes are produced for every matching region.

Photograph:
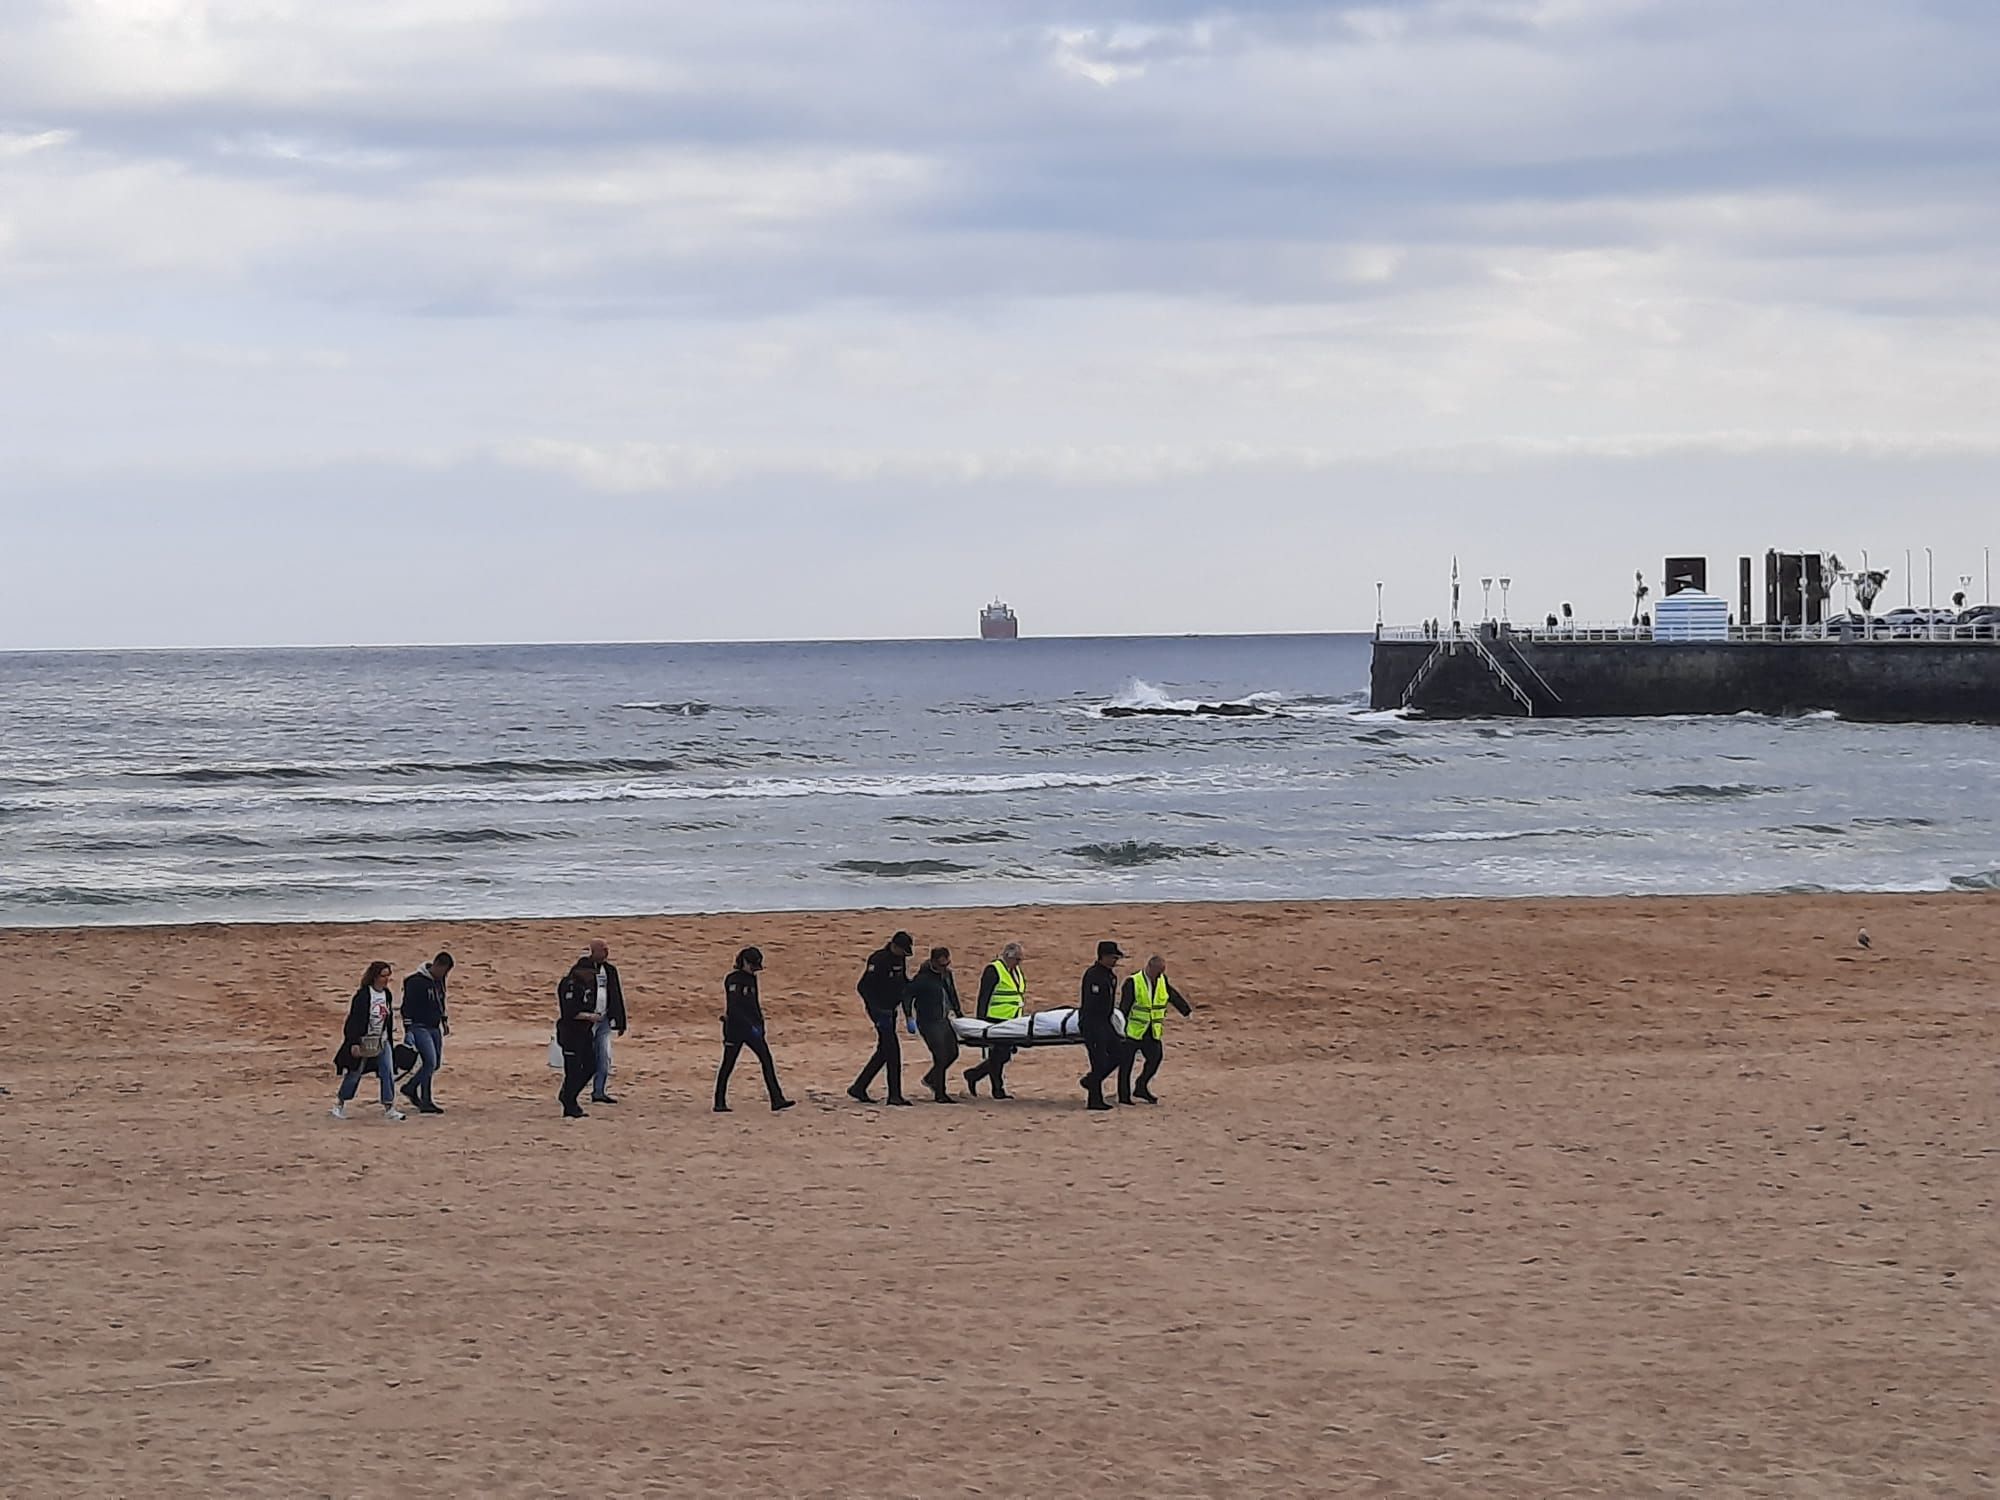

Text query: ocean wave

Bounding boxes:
[294,770,1155,808]
[1950,869,2000,892]
[614,700,766,717]
[1638,783,1788,801]
[1853,816,1937,829]
[1065,840,1232,867]
[1092,679,1289,719]
[1385,827,1634,845]
[932,829,1022,845]
[134,755,705,785]
[828,858,975,877]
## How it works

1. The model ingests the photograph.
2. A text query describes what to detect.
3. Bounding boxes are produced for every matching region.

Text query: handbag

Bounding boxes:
[355,1034,384,1060]
[547,1035,564,1070]
[392,1041,419,1074]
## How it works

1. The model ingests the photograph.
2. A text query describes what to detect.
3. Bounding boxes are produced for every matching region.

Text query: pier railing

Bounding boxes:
[1378,622,2000,645]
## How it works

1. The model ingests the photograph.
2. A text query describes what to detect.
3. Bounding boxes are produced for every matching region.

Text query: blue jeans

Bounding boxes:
[408,1024,443,1103]
[338,1046,395,1104]
[593,1018,614,1096]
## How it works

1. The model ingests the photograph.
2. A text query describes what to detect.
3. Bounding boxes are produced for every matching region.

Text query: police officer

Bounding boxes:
[964,941,1026,1099]
[848,930,915,1106]
[555,957,601,1119]
[714,947,795,1113]
[1116,953,1193,1104]
[1077,940,1125,1111]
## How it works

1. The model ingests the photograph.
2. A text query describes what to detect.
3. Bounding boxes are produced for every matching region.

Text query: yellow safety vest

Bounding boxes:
[987,962,1025,1021]
[1125,971,1170,1041]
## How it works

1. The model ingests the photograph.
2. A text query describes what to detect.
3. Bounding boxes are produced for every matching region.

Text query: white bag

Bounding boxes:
[547,1034,564,1070]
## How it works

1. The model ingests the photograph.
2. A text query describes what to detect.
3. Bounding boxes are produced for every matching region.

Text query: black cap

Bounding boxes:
[1097,940,1125,960]
[738,946,763,971]
[890,931,915,952]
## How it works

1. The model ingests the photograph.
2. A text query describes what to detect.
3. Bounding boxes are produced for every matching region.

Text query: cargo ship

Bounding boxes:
[979,599,1019,640]
[1372,551,2000,722]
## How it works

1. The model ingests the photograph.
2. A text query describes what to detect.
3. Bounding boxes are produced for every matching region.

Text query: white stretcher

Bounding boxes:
[951,1008,1126,1048]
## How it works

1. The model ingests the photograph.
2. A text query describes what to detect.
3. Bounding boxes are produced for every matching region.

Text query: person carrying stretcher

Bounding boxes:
[963,942,1026,1099]
[1116,954,1193,1104]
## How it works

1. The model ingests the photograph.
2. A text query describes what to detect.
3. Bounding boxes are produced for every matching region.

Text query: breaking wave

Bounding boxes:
[294,770,1155,808]
[1638,783,1788,801]
[1065,840,1233,867]
[1950,869,2000,892]
[829,858,975,878]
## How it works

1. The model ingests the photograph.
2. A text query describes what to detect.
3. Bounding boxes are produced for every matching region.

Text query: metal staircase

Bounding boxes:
[1466,633,1536,714]
[1399,641,1450,710]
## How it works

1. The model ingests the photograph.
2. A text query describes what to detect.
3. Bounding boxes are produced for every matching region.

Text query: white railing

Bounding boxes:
[1378,622,2000,645]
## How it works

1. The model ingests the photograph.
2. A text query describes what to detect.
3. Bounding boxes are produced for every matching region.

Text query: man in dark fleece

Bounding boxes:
[848,931,915,1106]
[1077,940,1125,1111]
[905,946,963,1103]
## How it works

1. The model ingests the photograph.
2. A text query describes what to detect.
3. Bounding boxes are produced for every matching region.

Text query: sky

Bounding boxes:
[2,0,1997,648]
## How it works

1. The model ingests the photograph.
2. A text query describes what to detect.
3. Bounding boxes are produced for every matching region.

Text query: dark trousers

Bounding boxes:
[716,1033,784,1107]
[851,1011,904,1100]
[918,1018,959,1099]
[1081,1027,1120,1103]
[965,1042,1014,1094]
[558,1036,595,1113]
[1117,1033,1164,1100]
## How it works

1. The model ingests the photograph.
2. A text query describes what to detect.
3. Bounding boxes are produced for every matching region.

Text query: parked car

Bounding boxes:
[1879,606,1958,638]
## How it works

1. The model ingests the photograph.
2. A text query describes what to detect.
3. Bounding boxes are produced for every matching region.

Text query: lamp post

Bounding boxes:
[1480,577,1494,622]
[1905,549,1913,607]
[1375,581,1383,634]
[1499,577,1512,623]
[1925,546,1934,609]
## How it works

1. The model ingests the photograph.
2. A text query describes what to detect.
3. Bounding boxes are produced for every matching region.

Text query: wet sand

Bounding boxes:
[2,893,1995,1497]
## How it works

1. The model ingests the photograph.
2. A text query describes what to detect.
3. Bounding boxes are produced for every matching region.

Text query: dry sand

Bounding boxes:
[2,893,1996,1497]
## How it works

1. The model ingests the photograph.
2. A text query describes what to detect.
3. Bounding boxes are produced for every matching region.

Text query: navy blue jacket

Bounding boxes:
[401,968,448,1027]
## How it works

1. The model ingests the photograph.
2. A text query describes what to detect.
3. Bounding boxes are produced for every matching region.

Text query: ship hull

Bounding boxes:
[1373,638,2000,722]
[979,619,1018,640]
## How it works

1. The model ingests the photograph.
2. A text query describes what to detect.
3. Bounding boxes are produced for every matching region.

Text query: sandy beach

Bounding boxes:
[2,892,1995,1497]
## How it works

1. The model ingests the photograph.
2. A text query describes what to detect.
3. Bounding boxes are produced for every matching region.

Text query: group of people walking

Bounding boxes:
[329,932,1194,1120]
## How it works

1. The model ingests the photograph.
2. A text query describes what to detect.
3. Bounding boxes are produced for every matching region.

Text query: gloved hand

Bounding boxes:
[750,1026,764,1041]
[905,1016,918,1035]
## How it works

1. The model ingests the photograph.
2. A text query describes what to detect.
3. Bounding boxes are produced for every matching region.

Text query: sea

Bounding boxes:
[1,634,1996,928]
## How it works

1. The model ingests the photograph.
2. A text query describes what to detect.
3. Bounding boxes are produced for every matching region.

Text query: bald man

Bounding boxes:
[584,939,629,1104]
[1116,954,1193,1104]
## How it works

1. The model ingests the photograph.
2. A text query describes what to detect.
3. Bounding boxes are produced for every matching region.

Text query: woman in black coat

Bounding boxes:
[713,947,794,1113]
[331,961,405,1121]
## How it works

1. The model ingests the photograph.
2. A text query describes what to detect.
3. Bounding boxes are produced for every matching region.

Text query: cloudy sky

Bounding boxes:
[3,0,1997,647]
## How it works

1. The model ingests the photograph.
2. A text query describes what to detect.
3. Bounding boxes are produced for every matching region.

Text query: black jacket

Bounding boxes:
[1120,973,1192,1019]
[1079,962,1120,1034]
[722,969,765,1043]
[556,971,600,1049]
[401,967,448,1027]
[857,946,910,1018]
[331,985,396,1072]
[567,958,627,1033]
[906,966,961,1028]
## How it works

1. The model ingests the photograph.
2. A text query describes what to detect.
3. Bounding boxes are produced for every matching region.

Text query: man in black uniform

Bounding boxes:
[848,930,915,1106]
[714,946,795,1112]
[1077,940,1125,1111]
[555,957,601,1119]
[1116,953,1194,1104]
[906,946,963,1103]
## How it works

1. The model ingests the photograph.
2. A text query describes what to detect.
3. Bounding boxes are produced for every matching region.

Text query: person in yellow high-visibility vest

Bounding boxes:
[964,942,1026,1099]
[1116,954,1193,1104]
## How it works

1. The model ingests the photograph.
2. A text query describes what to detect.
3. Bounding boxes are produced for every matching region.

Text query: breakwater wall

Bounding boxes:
[1372,637,2000,721]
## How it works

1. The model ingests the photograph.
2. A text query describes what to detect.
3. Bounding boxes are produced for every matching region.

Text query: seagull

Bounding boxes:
[1858,929,1871,950]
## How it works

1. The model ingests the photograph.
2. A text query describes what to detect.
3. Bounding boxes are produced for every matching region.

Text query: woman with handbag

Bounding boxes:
[331,961,406,1121]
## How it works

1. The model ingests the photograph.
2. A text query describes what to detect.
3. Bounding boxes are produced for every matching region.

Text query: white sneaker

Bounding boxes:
[329,1103,348,1120]
[381,1106,406,1121]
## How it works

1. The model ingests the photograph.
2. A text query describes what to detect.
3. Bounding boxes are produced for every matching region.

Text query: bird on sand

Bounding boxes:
[1858,929,1871,950]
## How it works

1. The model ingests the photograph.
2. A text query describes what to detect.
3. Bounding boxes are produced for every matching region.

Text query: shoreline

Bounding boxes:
[4,882,1985,938]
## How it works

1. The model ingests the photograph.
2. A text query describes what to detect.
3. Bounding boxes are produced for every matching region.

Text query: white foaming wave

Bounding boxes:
[294,769,1157,808]
[1097,679,1368,717]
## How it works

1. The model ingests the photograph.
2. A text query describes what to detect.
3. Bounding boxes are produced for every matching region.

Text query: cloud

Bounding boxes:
[2,1,1998,644]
